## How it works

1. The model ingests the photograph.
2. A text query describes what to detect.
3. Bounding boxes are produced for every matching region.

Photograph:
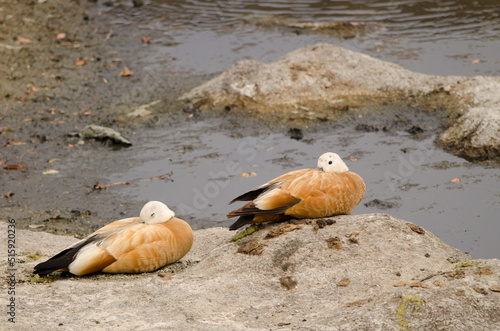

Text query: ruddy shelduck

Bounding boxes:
[34,201,194,276]
[227,152,366,230]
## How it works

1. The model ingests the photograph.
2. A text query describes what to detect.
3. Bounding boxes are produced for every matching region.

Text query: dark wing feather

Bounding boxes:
[227,199,301,218]
[229,182,282,204]
[33,234,107,276]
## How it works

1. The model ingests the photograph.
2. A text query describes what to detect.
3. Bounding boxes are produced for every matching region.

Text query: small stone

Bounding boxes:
[80,124,132,146]
[29,224,45,229]
[393,281,406,287]
[288,128,303,140]
[315,218,336,229]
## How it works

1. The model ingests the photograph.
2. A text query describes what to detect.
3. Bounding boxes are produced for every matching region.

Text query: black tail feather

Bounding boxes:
[229,215,255,231]
[33,234,102,276]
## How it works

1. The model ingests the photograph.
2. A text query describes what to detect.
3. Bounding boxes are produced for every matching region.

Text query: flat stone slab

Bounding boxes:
[3,214,499,330]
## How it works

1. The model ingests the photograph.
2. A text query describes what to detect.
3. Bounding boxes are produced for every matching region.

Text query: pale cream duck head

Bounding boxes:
[317,152,349,173]
[140,201,175,224]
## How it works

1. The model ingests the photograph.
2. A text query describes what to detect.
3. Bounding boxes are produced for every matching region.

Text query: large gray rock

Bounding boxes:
[180,44,500,161]
[438,77,500,160]
[2,214,499,330]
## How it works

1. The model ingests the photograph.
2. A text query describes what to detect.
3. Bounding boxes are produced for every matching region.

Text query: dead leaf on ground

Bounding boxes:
[450,177,460,183]
[42,169,59,175]
[240,171,257,177]
[237,239,267,255]
[141,37,151,43]
[18,37,31,43]
[75,59,87,66]
[325,236,343,249]
[120,68,133,76]
[265,223,302,239]
[346,231,360,243]
[56,33,66,40]
[472,59,480,64]
[112,58,122,62]
[406,222,425,235]
[4,164,25,171]
[4,191,14,199]
[157,273,173,280]
[279,276,298,290]
[349,155,358,161]
[11,141,27,145]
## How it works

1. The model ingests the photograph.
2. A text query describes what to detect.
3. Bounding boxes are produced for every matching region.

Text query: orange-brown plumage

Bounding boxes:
[34,201,193,276]
[227,153,366,230]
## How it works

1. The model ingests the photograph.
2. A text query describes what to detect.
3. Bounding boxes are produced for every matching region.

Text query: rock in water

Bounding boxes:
[80,124,132,146]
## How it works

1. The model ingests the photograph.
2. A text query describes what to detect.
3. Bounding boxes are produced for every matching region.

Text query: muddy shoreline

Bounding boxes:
[0,0,200,234]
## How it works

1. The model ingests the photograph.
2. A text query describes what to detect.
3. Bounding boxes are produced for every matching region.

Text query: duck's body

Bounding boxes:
[227,153,366,230]
[34,201,193,276]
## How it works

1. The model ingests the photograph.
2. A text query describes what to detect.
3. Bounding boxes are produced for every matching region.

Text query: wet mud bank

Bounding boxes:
[0,0,204,235]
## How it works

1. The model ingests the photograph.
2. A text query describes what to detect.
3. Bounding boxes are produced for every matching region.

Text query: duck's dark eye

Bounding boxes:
[150,213,155,218]
[328,160,333,165]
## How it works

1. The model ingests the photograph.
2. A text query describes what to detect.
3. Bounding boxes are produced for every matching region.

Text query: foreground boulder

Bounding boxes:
[3,214,499,330]
[180,43,500,161]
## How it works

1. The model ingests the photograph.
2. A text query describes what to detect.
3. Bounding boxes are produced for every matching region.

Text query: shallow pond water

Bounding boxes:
[105,117,499,259]
[92,0,500,259]
[99,0,500,76]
